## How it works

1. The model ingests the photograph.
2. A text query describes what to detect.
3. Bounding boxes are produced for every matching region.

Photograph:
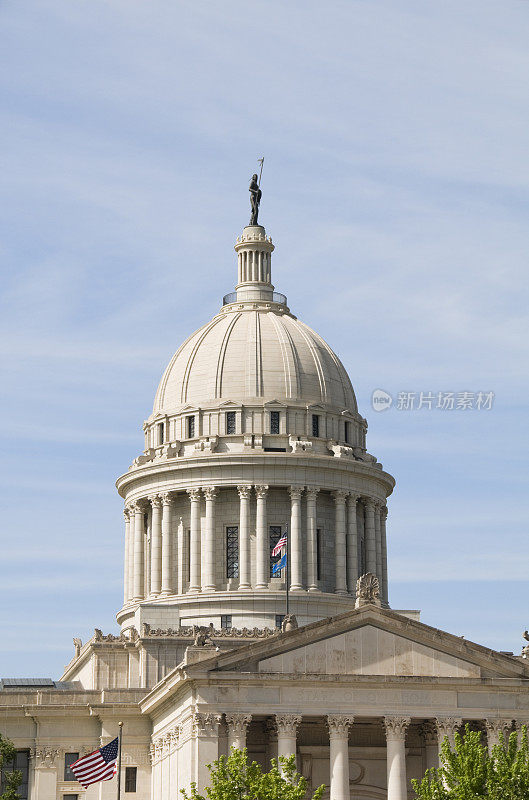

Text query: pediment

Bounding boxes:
[218,400,240,408]
[187,606,526,680]
[263,400,289,408]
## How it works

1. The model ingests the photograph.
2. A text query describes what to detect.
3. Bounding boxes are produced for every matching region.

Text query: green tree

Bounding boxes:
[0,733,22,800]
[181,747,325,800]
[412,724,529,800]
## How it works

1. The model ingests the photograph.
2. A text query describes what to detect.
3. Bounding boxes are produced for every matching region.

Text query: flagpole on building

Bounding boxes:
[117,721,123,800]
[285,522,289,618]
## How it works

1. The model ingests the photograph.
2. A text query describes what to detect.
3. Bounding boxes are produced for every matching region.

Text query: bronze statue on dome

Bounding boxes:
[249,158,264,225]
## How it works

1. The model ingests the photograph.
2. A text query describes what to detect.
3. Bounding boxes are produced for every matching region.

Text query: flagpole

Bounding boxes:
[285,522,289,618]
[116,721,123,800]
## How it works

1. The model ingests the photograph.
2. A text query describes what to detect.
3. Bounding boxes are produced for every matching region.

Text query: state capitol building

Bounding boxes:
[2,204,527,800]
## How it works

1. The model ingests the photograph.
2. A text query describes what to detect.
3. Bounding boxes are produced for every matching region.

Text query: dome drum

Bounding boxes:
[116,481,393,632]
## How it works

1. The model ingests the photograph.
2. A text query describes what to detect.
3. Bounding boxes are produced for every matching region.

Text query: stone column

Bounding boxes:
[192,713,222,792]
[384,716,410,800]
[289,486,304,591]
[421,722,439,771]
[127,505,135,602]
[255,485,269,588]
[150,495,162,597]
[346,493,359,595]
[161,492,173,596]
[435,717,462,763]
[374,502,382,583]
[123,508,130,604]
[381,505,389,604]
[485,719,512,755]
[364,498,377,574]
[202,486,218,591]
[225,713,252,750]
[237,486,252,589]
[133,501,145,600]
[333,491,348,595]
[306,487,319,592]
[187,488,202,592]
[327,715,354,800]
[275,714,302,766]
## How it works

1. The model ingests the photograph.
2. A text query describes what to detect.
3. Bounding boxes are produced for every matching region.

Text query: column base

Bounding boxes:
[238,584,252,590]
[203,586,217,592]
[308,586,320,593]
[159,590,173,597]
[335,590,348,596]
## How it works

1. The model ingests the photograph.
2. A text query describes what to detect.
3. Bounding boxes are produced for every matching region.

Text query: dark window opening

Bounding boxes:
[275,614,285,629]
[221,614,232,629]
[312,414,320,437]
[186,415,195,438]
[2,750,29,800]
[269,525,283,577]
[125,767,137,793]
[64,753,79,782]
[344,420,350,443]
[270,410,280,434]
[316,528,323,581]
[157,422,165,445]
[226,411,236,435]
[226,526,239,578]
[359,537,366,576]
[64,795,78,800]
[264,447,286,452]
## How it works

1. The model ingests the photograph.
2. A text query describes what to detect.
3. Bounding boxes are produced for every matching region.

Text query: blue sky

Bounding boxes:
[1,0,528,676]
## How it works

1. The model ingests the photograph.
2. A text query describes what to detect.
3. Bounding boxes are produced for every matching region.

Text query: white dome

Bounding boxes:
[153,308,357,414]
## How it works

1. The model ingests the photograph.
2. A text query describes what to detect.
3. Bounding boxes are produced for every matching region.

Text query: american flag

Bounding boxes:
[70,738,119,787]
[272,535,287,557]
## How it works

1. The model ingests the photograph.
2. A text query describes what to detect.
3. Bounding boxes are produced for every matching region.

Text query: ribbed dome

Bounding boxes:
[153,308,357,414]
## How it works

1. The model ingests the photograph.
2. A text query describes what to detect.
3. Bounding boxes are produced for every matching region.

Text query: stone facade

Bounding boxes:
[1,220,526,800]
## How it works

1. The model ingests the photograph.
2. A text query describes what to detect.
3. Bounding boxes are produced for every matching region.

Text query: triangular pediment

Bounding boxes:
[264,400,289,408]
[186,606,526,680]
[218,400,240,408]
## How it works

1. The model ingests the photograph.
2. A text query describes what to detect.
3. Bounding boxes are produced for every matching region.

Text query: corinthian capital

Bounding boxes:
[485,719,512,738]
[305,486,319,501]
[289,486,304,500]
[274,713,302,736]
[202,486,219,501]
[332,490,348,503]
[34,747,60,769]
[187,488,202,502]
[384,716,411,739]
[149,494,163,508]
[225,713,252,734]
[192,712,222,737]
[327,715,354,738]
[237,485,252,500]
[435,717,462,741]
[255,485,269,499]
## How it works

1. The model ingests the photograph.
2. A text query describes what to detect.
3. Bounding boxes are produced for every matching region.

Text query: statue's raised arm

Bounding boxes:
[249,173,262,226]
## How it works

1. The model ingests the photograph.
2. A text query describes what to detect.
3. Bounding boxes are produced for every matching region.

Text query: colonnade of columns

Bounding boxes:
[123,485,388,604]
[219,714,515,800]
